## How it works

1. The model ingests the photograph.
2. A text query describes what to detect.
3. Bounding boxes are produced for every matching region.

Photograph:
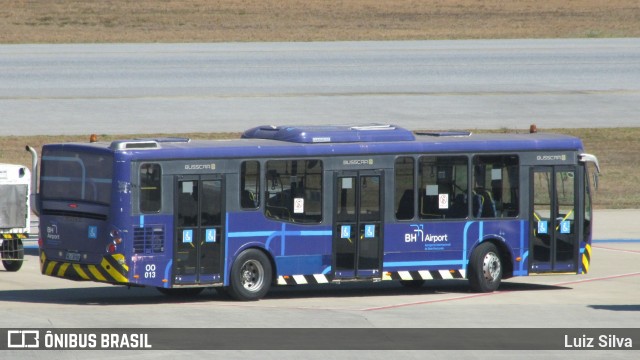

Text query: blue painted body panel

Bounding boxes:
[38,126,588,288]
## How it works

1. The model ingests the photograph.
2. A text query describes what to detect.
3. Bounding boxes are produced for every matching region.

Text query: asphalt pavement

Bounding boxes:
[1,39,639,135]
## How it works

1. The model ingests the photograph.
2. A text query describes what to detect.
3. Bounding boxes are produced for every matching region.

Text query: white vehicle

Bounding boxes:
[0,163,30,271]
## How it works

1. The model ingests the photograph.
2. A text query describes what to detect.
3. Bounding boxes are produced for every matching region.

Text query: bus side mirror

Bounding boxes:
[579,153,600,191]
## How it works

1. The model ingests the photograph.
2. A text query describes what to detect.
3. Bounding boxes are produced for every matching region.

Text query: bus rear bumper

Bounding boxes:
[40,252,130,284]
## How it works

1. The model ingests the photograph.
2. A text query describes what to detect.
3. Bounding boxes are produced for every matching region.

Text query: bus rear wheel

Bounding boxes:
[468,242,502,292]
[2,238,24,272]
[228,249,272,301]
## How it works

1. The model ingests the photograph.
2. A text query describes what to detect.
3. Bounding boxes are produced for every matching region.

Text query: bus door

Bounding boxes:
[334,171,383,279]
[530,166,578,272]
[174,175,224,285]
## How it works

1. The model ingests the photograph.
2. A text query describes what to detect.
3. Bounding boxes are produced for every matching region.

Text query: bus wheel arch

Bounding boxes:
[227,247,274,301]
[490,239,513,280]
[467,240,510,292]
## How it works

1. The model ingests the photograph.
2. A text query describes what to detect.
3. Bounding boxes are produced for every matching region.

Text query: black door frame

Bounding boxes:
[529,166,579,273]
[333,170,384,279]
[173,174,225,285]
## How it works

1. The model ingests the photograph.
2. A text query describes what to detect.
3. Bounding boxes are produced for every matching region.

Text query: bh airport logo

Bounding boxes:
[404,224,449,243]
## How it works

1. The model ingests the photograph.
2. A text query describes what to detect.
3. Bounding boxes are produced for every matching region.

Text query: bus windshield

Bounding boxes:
[41,149,113,205]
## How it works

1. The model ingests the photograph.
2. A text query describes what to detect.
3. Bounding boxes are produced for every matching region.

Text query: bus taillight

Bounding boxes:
[110,229,122,244]
[106,243,116,254]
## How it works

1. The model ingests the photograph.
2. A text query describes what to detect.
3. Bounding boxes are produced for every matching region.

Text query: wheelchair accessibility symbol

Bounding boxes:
[183,229,193,243]
[538,220,548,235]
[341,225,351,239]
[88,226,98,239]
[205,228,217,243]
[560,220,571,234]
[364,224,375,238]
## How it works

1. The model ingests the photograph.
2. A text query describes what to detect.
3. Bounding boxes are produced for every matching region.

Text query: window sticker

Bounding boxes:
[491,168,503,181]
[438,193,449,209]
[183,229,193,243]
[294,198,304,214]
[205,229,216,243]
[560,220,571,234]
[341,225,351,239]
[364,225,375,238]
[88,226,98,239]
[538,221,548,234]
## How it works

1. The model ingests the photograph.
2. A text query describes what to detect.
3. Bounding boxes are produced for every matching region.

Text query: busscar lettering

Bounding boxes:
[185,164,216,170]
[342,159,374,166]
[536,154,567,161]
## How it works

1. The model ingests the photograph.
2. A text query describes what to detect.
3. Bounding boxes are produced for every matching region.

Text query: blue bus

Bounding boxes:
[27,124,599,300]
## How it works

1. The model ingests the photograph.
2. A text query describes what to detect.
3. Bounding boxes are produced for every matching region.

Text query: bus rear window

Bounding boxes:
[41,149,113,205]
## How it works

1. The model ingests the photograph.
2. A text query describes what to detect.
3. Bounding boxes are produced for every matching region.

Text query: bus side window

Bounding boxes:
[473,155,519,218]
[418,156,468,220]
[394,156,415,220]
[140,163,162,213]
[240,161,260,209]
[265,159,322,224]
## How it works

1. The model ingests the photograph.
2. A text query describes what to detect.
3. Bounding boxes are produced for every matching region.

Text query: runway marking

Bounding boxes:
[361,292,497,311]
[592,245,640,254]
[550,271,640,287]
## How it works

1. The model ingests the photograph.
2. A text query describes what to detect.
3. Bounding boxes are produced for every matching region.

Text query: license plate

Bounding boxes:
[65,252,81,262]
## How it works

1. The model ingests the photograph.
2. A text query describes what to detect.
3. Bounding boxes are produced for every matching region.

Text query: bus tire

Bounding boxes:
[468,242,502,293]
[399,280,425,288]
[1,238,24,272]
[228,249,272,301]
[156,287,204,297]
[214,286,231,299]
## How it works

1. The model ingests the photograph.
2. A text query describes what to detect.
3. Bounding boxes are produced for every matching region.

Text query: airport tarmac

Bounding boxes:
[1,210,638,359]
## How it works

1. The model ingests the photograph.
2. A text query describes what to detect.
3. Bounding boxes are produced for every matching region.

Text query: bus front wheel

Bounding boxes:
[228,249,272,301]
[468,242,502,292]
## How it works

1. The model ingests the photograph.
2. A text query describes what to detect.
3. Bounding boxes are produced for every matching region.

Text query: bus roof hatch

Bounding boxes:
[242,124,416,143]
